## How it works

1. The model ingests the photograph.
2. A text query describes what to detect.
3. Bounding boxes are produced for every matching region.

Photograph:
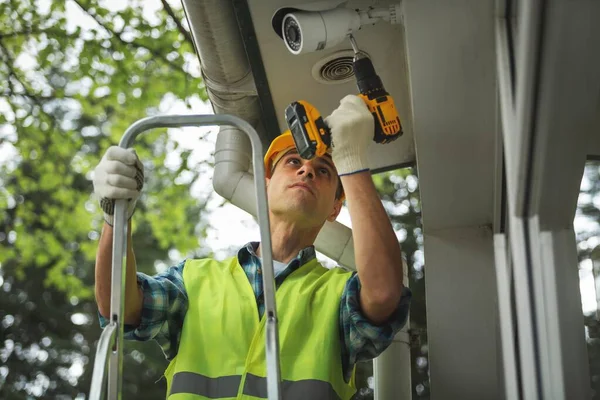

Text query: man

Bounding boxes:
[93,95,411,399]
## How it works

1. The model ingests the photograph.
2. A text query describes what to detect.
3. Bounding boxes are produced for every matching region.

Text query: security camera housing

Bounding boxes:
[280,8,360,55]
[271,0,347,39]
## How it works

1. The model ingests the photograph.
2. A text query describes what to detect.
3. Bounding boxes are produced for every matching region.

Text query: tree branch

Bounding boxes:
[0,27,71,41]
[0,89,78,102]
[0,40,61,133]
[160,0,194,47]
[71,0,184,72]
[0,40,45,111]
[0,28,42,40]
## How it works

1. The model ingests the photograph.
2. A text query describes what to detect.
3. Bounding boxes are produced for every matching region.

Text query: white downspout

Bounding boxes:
[375,266,411,399]
[181,1,410,398]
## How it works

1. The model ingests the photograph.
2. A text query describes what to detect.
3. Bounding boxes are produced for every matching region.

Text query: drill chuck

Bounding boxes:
[353,57,386,99]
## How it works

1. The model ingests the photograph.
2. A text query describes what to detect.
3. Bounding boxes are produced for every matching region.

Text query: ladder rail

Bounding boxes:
[108,198,128,399]
[89,323,116,400]
[90,114,281,400]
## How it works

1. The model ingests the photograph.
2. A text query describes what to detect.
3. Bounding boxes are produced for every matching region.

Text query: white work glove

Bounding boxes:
[324,94,374,176]
[93,146,144,226]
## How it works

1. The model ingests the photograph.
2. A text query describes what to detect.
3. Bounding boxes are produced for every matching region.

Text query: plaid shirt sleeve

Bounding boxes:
[98,260,188,360]
[339,272,412,382]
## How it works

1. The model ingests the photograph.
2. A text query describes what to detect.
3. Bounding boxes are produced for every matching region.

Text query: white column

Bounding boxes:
[402,1,500,398]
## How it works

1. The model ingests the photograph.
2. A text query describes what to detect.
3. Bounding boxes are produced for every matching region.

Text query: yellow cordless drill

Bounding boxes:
[285,34,403,160]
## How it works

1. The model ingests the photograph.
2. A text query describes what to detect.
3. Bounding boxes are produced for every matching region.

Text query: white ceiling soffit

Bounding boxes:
[246,0,416,171]
[402,1,497,231]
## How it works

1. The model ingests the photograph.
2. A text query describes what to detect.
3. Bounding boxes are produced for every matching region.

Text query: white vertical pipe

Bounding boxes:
[374,329,411,400]
[374,262,411,400]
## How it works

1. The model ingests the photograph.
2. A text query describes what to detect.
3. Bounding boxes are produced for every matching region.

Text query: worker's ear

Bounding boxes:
[326,198,343,222]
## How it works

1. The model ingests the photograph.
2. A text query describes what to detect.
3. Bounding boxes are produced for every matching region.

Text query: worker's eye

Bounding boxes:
[318,167,330,176]
[287,157,300,165]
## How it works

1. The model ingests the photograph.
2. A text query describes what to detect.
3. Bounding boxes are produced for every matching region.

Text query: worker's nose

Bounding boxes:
[297,161,315,180]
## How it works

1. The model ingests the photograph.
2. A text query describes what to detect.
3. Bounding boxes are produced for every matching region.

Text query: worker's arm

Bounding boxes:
[95,220,143,325]
[92,146,145,326]
[95,222,190,360]
[325,95,405,324]
[341,172,403,324]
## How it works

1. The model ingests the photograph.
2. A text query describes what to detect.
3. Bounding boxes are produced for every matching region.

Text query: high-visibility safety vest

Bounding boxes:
[164,256,357,399]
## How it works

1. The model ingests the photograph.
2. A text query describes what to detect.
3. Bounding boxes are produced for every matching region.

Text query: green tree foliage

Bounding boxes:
[577,162,600,260]
[376,168,429,399]
[576,161,600,398]
[353,167,428,399]
[0,0,210,398]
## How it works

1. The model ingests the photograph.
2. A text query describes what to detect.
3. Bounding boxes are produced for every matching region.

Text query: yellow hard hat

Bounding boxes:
[264,130,296,179]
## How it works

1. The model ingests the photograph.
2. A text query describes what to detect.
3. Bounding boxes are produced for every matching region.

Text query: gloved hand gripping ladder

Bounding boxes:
[89,114,282,400]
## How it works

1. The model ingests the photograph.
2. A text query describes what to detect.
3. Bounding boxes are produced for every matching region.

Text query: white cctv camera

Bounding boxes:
[281,8,360,55]
[272,3,402,55]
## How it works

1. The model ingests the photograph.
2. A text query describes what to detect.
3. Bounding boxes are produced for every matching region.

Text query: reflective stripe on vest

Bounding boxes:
[171,372,341,399]
[170,372,241,398]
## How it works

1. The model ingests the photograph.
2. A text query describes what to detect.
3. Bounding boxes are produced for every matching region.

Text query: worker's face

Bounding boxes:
[266,150,342,227]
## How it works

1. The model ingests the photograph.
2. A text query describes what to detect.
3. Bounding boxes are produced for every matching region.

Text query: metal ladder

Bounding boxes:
[88,114,282,400]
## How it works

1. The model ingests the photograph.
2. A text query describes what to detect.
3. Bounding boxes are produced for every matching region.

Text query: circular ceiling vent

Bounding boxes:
[311,50,368,85]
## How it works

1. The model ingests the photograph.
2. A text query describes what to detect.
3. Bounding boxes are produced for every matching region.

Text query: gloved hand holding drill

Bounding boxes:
[92,146,144,226]
[325,94,375,176]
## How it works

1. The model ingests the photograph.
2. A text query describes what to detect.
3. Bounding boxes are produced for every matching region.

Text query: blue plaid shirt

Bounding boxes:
[101,242,411,381]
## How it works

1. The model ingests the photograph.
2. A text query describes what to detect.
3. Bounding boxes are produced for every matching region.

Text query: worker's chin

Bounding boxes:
[279,203,312,217]
[288,196,317,211]
[272,200,319,222]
